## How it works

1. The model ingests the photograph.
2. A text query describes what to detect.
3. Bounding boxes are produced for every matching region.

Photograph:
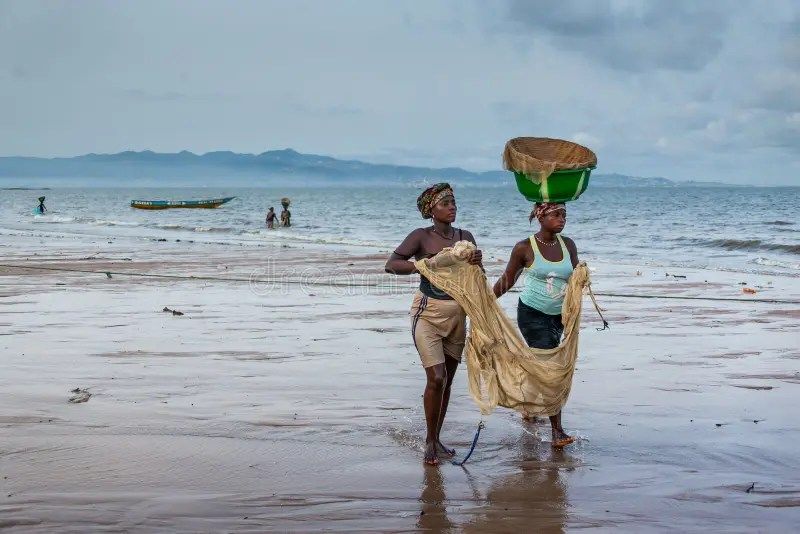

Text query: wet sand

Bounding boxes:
[1,234,799,531]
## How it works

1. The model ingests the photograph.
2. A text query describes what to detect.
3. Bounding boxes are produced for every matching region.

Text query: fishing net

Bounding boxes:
[416,241,590,416]
[503,137,597,183]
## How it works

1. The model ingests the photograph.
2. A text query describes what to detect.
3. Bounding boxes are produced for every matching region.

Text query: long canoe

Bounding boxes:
[130,197,236,210]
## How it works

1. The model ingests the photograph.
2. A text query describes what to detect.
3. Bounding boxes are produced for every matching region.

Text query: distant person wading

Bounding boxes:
[265,207,277,229]
[280,197,291,227]
[385,183,483,465]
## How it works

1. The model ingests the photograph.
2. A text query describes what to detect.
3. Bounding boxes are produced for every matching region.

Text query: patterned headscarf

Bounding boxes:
[530,202,566,222]
[417,183,454,219]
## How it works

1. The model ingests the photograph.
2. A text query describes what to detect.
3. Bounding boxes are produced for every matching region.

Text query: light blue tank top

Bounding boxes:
[519,234,574,316]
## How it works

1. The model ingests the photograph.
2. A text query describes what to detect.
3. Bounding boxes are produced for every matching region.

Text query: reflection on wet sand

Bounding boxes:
[464,428,571,533]
[418,468,456,533]
[417,426,573,532]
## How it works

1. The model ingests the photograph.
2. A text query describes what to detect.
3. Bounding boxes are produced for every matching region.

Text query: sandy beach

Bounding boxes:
[1,233,799,531]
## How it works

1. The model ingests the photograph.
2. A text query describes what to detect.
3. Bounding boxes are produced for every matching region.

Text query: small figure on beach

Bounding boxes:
[493,202,579,447]
[266,207,277,229]
[37,196,47,214]
[385,183,483,465]
[280,197,291,227]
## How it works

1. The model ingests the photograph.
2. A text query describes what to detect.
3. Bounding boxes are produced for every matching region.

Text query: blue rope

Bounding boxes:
[452,421,485,466]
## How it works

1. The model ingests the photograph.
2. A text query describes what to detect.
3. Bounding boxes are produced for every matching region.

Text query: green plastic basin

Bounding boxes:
[513,167,594,203]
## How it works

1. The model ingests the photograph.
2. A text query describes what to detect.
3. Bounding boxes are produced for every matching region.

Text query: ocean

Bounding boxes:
[1,185,798,277]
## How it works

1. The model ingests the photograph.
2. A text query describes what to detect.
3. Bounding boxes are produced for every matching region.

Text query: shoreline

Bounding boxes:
[1,232,799,530]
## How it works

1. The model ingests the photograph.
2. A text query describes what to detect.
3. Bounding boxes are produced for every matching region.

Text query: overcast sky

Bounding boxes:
[1,0,798,184]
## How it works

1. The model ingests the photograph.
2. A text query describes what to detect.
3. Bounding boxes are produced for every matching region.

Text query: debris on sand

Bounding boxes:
[665,273,687,279]
[162,307,185,316]
[742,287,757,294]
[68,388,91,403]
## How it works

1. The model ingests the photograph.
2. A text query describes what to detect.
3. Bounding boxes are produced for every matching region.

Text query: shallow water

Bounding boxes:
[2,183,799,529]
[1,237,799,530]
[1,185,798,276]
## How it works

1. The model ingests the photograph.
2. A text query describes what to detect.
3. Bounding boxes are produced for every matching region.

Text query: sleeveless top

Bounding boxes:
[419,228,463,300]
[519,234,574,316]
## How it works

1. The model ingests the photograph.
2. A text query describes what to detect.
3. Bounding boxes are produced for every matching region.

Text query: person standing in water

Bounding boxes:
[492,202,578,447]
[265,207,277,229]
[37,196,46,214]
[280,207,291,227]
[385,183,483,465]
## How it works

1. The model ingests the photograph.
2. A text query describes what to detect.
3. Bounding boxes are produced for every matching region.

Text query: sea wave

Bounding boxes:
[767,220,794,226]
[32,215,76,223]
[193,226,236,233]
[91,219,142,227]
[753,257,800,270]
[695,238,800,255]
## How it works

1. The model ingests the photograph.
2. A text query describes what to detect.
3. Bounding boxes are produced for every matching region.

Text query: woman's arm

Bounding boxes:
[461,230,483,267]
[493,241,528,298]
[385,229,422,275]
[562,236,579,268]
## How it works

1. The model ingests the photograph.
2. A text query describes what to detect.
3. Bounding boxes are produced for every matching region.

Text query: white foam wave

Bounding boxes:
[193,226,233,233]
[753,257,800,271]
[32,215,75,223]
[91,219,142,227]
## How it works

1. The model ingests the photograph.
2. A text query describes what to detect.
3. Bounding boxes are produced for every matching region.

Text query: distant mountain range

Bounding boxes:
[0,149,733,187]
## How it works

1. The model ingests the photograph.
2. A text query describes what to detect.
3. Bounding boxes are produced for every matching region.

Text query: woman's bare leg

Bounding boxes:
[423,363,447,465]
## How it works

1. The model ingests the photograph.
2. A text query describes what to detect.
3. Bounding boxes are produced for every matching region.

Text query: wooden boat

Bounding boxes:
[130,196,235,210]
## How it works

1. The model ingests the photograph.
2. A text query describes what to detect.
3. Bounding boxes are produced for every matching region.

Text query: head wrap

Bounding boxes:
[417,183,454,219]
[530,202,566,222]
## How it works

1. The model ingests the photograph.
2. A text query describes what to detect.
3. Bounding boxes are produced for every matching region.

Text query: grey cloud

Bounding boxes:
[1,0,799,184]
[11,65,29,79]
[503,0,730,71]
[750,78,800,113]
[122,89,191,102]
[288,102,365,117]
[120,89,233,102]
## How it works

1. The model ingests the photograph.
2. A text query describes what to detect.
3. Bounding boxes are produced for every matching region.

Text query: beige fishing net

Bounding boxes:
[415,241,591,417]
[503,137,597,183]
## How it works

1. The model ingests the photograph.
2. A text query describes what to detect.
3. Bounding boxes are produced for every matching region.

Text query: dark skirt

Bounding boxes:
[517,299,564,349]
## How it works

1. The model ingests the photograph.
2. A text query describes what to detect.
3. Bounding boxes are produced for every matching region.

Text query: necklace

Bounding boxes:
[432,226,455,240]
[535,234,558,246]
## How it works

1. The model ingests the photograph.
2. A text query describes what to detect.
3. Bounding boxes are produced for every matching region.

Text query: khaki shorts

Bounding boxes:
[410,291,467,368]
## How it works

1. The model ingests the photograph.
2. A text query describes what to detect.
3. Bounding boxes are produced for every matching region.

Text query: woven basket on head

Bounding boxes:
[503,137,597,183]
[280,197,291,208]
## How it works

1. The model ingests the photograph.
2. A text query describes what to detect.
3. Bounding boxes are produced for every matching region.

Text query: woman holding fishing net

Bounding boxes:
[490,138,597,447]
[492,201,578,447]
[385,183,483,465]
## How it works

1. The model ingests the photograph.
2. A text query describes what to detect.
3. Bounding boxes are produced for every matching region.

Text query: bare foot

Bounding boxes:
[436,440,455,457]
[424,440,440,465]
[551,427,575,448]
